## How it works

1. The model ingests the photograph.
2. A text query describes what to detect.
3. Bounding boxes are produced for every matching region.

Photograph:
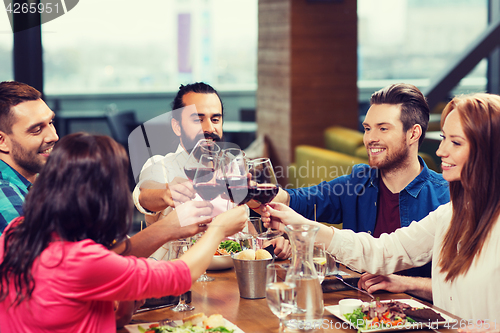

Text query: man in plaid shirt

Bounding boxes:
[0,81,58,234]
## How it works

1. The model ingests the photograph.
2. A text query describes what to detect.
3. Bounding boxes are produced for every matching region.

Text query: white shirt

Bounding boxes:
[133,145,189,221]
[327,202,500,321]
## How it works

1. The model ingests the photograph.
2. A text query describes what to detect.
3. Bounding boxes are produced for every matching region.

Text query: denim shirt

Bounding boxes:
[0,160,31,234]
[287,156,450,234]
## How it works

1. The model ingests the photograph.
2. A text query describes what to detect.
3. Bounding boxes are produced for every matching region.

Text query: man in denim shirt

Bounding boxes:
[265,84,449,288]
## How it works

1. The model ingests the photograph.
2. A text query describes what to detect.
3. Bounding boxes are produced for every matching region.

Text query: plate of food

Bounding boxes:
[125,313,244,332]
[325,298,456,332]
[207,240,241,271]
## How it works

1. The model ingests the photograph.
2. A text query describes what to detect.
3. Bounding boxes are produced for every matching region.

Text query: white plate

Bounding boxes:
[125,318,244,332]
[207,254,234,270]
[325,298,456,332]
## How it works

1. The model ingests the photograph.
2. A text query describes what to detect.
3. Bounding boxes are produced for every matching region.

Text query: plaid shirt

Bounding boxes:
[0,160,31,234]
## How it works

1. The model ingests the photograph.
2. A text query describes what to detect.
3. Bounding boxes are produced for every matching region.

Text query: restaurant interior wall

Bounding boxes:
[257,0,358,185]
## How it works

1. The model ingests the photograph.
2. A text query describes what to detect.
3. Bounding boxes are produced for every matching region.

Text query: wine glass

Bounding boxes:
[266,263,297,332]
[191,232,215,282]
[168,240,195,311]
[219,148,256,244]
[219,148,253,206]
[248,217,272,250]
[191,156,219,282]
[184,139,221,181]
[191,154,225,282]
[313,243,327,284]
[192,154,226,201]
[248,158,282,239]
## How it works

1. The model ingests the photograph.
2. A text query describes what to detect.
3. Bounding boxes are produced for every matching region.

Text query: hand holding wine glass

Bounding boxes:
[248,158,282,240]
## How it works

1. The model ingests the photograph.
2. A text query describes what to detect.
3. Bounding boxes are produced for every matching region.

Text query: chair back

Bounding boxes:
[106,110,138,147]
[127,111,180,184]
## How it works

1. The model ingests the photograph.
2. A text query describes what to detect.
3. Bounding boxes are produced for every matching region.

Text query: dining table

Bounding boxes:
[118,264,462,333]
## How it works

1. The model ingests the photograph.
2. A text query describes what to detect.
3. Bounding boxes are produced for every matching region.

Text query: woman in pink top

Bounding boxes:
[0,133,248,332]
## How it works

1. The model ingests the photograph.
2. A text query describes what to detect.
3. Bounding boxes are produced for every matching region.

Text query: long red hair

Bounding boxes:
[439,93,500,282]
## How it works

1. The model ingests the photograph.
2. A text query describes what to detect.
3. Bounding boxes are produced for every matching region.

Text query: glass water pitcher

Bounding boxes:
[284,224,324,331]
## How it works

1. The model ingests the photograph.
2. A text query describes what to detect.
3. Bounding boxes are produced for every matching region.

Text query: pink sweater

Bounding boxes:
[0,231,191,332]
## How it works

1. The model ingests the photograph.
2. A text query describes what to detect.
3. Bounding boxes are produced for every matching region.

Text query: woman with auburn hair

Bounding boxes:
[0,133,247,332]
[262,93,500,321]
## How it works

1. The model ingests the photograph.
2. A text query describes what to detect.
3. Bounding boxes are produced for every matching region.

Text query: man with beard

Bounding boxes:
[0,81,58,234]
[261,83,449,281]
[133,82,291,260]
[133,82,226,227]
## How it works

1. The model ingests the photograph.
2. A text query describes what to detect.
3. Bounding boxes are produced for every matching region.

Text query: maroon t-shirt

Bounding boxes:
[373,178,400,238]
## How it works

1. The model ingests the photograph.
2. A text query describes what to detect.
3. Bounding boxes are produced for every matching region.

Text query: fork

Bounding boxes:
[334,274,375,299]
[159,318,177,327]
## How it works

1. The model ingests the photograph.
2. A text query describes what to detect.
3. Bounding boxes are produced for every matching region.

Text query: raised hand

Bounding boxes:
[169,177,196,205]
[209,205,249,238]
[138,177,196,212]
[174,200,214,227]
[261,202,310,230]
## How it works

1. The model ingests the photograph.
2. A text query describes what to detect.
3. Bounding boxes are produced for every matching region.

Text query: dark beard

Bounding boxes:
[182,131,222,154]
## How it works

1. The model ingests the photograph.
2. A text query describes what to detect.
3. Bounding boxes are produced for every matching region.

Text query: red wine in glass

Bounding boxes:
[247,157,283,240]
[224,175,254,205]
[252,184,279,204]
[229,185,257,205]
[193,183,225,201]
[184,167,197,181]
[186,167,214,182]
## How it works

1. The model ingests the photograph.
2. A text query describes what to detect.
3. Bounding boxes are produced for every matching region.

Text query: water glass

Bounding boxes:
[266,263,297,332]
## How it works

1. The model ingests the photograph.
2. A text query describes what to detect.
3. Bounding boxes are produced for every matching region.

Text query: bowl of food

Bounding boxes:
[208,254,233,270]
[207,240,242,271]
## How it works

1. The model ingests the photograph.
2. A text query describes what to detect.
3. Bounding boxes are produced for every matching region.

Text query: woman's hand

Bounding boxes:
[174,200,213,227]
[209,205,249,238]
[113,201,212,258]
[261,202,310,231]
[358,273,433,301]
[182,205,248,282]
[262,203,334,248]
[157,202,212,240]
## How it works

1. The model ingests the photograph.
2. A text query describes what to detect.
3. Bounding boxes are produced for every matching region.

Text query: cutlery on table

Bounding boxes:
[334,274,375,299]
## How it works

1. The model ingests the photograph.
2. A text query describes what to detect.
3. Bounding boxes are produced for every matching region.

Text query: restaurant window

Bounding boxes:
[358,0,488,98]
[41,0,257,95]
[0,9,13,82]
